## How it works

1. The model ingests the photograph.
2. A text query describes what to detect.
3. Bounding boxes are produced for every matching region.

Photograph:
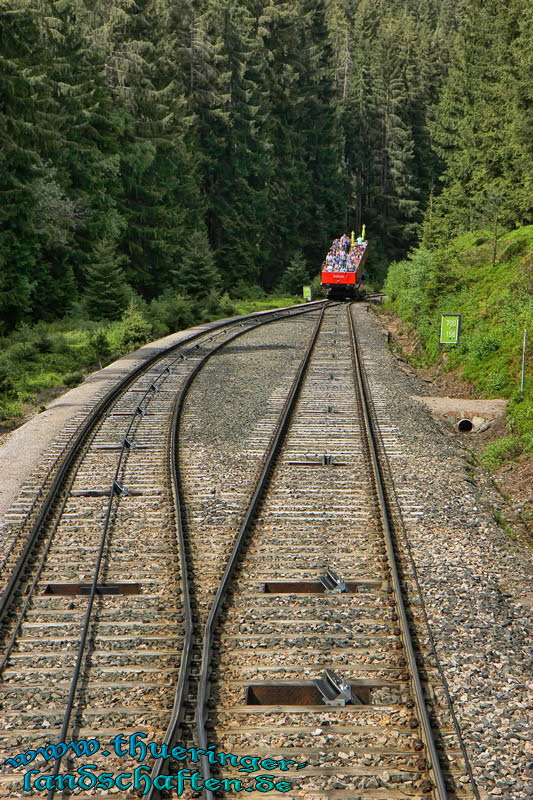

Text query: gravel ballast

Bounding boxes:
[353,303,532,800]
[1,300,530,799]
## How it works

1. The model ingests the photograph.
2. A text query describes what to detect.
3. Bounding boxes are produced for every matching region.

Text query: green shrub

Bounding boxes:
[149,293,194,333]
[468,332,501,359]
[218,292,235,316]
[88,331,111,365]
[231,282,266,300]
[25,371,62,392]
[500,238,527,261]
[0,399,23,422]
[479,436,522,471]
[311,274,323,299]
[278,251,309,295]
[0,365,16,396]
[63,372,84,388]
[482,372,511,394]
[508,399,533,454]
[7,342,39,365]
[34,334,54,353]
[51,335,75,356]
[204,289,223,316]
[119,303,153,351]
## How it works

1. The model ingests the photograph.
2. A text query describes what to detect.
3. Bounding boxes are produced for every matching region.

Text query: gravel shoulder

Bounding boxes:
[355,304,532,800]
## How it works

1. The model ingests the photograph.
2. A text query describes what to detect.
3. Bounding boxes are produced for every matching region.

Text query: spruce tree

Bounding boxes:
[76,0,202,298]
[198,0,271,289]
[46,2,127,297]
[174,229,221,300]
[257,0,345,286]
[83,239,129,320]
[428,0,532,240]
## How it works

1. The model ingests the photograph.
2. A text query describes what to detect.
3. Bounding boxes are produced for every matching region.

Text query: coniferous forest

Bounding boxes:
[0,0,532,441]
[2,0,531,333]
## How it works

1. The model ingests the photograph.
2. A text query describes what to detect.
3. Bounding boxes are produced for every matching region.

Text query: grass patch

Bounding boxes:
[493,511,515,538]
[0,292,305,431]
[383,225,533,457]
[479,436,522,471]
[234,295,304,315]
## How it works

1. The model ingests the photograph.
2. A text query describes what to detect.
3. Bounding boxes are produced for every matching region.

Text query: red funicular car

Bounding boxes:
[321,239,368,299]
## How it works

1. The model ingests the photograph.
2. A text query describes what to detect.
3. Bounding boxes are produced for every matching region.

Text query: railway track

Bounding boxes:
[157,303,478,800]
[0,301,478,800]
[0,303,323,797]
[0,304,323,601]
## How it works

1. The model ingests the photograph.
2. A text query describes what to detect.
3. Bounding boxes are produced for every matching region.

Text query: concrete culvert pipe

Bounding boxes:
[457,419,473,432]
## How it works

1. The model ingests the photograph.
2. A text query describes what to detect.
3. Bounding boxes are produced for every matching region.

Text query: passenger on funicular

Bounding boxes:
[322,229,367,276]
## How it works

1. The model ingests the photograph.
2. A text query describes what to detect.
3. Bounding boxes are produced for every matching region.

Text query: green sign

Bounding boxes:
[303,285,312,301]
[440,314,461,344]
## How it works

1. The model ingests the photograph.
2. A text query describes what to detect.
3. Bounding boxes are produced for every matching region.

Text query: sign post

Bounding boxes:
[440,314,461,345]
[303,285,312,301]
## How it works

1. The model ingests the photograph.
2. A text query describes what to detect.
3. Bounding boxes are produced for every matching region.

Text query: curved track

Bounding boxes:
[0,303,324,797]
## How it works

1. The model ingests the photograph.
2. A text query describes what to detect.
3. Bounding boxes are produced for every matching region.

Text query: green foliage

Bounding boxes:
[311,274,324,299]
[0,365,16,397]
[88,331,111,366]
[279,252,310,296]
[63,372,84,388]
[0,399,23,423]
[508,397,533,455]
[218,293,236,316]
[34,333,55,354]
[7,343,40,365]
[148,294,195,336]
[427,0,532,243]
[83,240,130,321]
[174,229,220,300]
[230,284,266,301]
[384,225,533,452]
[2,0,529,315]
[118,302,153,351]
[479,436,522,472]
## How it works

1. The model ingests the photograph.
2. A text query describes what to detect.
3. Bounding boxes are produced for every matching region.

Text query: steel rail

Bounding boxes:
[1,331,190,675]
[347,304,448,799]
[352,309,481,800]
[145,303,327,798]
[0,301,324,628]
[43,329,224,799]
[4,302,323,799]
[189,306,327,800]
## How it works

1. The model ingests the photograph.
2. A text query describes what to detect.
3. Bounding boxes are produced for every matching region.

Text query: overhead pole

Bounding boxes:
[521,328,527,395]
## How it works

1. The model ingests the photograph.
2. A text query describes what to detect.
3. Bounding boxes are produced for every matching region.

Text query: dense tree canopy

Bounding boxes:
[0,0,530,332]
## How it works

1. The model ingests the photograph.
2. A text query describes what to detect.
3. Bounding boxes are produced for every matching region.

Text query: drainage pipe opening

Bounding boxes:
[457,419,473,432]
